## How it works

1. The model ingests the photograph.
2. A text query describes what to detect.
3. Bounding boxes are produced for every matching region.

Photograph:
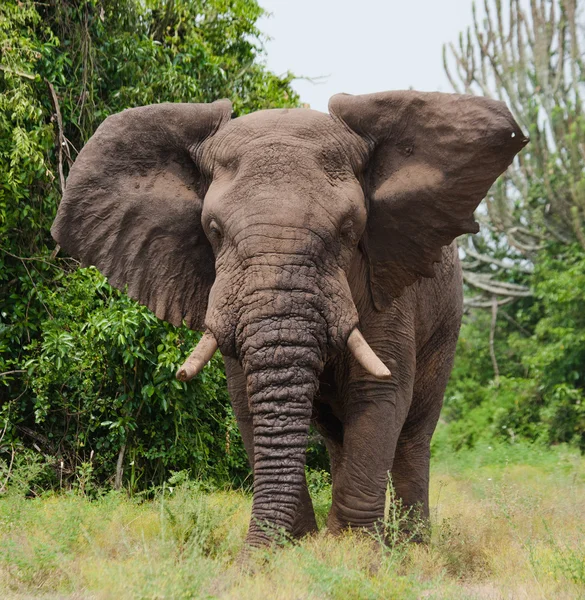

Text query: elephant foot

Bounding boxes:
[234,544,275,576]
[327,507,428,548]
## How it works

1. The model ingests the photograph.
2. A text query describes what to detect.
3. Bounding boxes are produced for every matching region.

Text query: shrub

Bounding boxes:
[0,0,299,491]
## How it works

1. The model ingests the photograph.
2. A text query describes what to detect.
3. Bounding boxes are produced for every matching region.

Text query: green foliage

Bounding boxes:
[441,244,585,453]
[305,467,332,529]
[0,0,299,491]
[19,267,249,489]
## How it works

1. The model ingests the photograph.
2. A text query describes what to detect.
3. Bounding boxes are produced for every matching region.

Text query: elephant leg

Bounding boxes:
[327,365,415,536]
[390,423,437,524]
[323,436,343,489]
[224,357,317,539]
[312,391,343,489]
[389,425,435,543]
[290,482,319,538]
[391,323,459,523]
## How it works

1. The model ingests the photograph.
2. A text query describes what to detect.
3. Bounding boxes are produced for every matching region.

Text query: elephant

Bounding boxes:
[51,90,527,548]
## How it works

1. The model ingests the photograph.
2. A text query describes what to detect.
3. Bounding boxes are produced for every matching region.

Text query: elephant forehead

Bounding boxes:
[206,108,358,168]
[233,108,336,137]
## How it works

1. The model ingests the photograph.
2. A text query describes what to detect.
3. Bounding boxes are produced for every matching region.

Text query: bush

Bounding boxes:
[17,268,248,490]
[0,0,299,491]
[441,244,585,454]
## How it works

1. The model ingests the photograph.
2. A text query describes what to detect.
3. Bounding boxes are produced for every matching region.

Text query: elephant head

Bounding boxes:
[51,92,526,545]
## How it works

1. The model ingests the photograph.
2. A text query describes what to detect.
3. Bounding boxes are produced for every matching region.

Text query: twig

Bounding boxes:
[0,420,8,446]
[45,79,71,192]
[0,247,60,269]
[45,79,72,259]
[4,250,54,319]
[0,370,26,377]
[0,65,36,80]
[0,446,16,494]
[19,258,53,319]
[499,310,532,336]
[489,295,500,384]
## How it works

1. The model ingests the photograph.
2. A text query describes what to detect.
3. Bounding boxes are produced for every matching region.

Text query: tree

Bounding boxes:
[439,0,585,452]
[0,0,299,492]
[444,0,585,303]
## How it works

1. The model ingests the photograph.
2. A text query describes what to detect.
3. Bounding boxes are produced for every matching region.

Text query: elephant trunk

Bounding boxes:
[238,298,325,545]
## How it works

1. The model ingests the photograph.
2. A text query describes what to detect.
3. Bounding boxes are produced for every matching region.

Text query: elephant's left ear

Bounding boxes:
[329,91,528,309]
[51,100,232,330]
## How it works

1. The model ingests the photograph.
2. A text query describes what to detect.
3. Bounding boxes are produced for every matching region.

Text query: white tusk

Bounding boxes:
[346,329,391,380]
[176,330,219,382]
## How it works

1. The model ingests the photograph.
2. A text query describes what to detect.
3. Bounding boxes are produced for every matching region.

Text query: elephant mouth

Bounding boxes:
[176,326,390,382]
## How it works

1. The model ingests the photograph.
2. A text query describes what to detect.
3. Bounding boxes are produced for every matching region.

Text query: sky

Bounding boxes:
[257,0,480,112]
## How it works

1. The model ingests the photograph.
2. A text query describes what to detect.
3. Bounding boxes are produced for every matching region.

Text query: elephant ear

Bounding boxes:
[51,100,232,329]
[329,91,528,309]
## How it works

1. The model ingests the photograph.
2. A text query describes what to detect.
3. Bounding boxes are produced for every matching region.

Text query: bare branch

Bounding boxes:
[462,271,532,297]
[489,296,500,383]
[464,296,516,308]
[499,309,533,335]
[0,370,26,378]
[462,246,534,273]
[0,65,36,80]
[45,79,72,193]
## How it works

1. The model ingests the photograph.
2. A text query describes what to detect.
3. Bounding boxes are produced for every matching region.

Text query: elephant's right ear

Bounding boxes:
[51,100,232,330]
[329,91,527,310]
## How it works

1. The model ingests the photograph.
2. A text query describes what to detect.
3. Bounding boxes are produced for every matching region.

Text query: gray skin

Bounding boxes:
[51,91,527,548]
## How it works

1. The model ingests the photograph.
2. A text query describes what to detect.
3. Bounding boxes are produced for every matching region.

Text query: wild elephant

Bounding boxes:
[51,91,527,547]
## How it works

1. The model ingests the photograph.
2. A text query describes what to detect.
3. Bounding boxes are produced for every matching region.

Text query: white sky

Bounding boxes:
[258,0,479,112]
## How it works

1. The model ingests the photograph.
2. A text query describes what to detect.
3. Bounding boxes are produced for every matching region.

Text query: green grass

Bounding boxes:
[1,442,584,599]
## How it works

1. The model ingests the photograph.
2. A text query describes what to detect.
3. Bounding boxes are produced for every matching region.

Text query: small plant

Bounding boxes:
[162,484,216,555]
[74,451,95,498]
[542,521,585,587]
[382,478,427,556]
[0,447,55,497]
[433,515,491,579]
[305,467,332,528]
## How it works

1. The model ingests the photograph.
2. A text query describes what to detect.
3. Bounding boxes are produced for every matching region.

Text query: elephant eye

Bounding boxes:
[207,219,223,243]
[340,219,356,244]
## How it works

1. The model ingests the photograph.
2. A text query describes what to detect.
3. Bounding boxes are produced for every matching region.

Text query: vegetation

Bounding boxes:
[1,0,299,491]
[1,0,584,596]
[439,0,585,454]
[1,443,584,599]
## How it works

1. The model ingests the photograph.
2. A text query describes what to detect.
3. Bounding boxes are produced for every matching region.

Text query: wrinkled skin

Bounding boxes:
[51,91,527,548]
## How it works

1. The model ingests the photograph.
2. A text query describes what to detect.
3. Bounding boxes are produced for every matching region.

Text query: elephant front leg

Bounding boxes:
[327,375,414,538]
[391,321,460,527]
